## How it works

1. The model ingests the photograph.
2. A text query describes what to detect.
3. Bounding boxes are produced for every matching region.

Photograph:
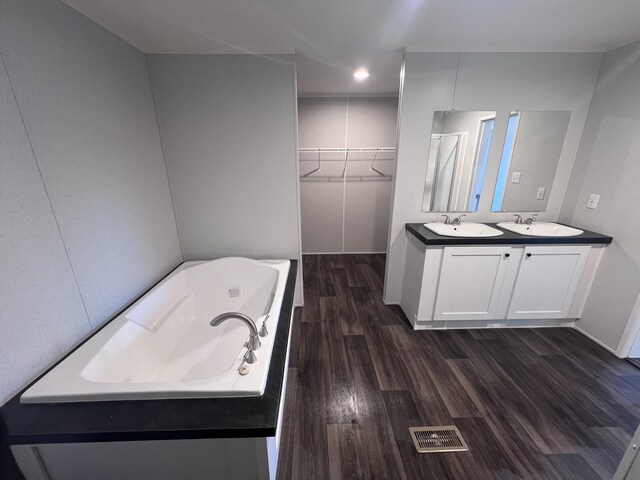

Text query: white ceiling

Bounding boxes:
[62,0,640,95]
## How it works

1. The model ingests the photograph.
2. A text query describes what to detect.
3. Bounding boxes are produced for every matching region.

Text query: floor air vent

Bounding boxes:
[409,426,469,453]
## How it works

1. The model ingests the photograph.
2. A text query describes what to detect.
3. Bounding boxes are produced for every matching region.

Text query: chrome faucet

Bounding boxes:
[258,314,270,337]
[451,215,466,226]
[442,214,465,226]
[513,214,537,225]
[210,312,261,363]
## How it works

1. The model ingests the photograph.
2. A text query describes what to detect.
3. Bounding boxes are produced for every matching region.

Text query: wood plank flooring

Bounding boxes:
[627,358,640,370]
[276,254,640,479]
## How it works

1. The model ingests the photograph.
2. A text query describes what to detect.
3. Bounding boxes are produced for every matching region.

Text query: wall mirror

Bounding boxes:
[491,110,571,212]
[422,111,497,212]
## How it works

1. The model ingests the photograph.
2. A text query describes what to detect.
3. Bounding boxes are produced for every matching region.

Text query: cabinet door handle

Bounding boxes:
[526,253,532,258]
[504,253,510,258]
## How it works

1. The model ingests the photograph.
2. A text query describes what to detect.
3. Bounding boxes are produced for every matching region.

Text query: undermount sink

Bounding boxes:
[497,222,584,237]
[424,222,504,238]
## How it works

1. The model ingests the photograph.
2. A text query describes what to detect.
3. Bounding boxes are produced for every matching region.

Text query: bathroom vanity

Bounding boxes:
[401,223,612,330]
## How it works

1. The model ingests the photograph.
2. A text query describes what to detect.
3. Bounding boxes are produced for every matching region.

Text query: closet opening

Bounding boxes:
[296,87,400,254]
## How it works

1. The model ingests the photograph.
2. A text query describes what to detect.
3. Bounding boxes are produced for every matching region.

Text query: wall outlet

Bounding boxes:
[511,172,521,183]
[536,187,546,200]
[586,194,600,210]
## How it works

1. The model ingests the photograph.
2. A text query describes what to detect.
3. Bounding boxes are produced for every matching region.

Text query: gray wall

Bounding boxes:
[560,41,640,352]
[386,52,602,303]
[146,54,302,302]
[0,0,181,404]
[298,96,397,253]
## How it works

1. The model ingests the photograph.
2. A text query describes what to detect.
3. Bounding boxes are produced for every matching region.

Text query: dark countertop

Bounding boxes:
[406,223,613,246]
[0,260,298,445]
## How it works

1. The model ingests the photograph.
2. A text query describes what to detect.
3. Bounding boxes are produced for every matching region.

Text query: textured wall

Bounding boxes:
[147,54,302,300]
[0,51,90,406]
[560,41,640,352]
[0,0,181,404]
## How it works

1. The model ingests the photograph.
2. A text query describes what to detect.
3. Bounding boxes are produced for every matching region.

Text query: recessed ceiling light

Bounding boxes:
[353,68,370,81]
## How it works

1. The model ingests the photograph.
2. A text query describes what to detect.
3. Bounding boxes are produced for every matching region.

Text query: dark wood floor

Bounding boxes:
[627,358,640,370]
[276,254,640,480]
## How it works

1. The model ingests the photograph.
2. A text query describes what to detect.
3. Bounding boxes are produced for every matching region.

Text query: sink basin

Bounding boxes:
[497,222,584,237]
[424,222,504,238]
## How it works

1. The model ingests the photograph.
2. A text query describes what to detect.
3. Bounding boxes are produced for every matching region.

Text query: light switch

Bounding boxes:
[587,194,600,210]
[536,187,546,200]
[511,172,521,183]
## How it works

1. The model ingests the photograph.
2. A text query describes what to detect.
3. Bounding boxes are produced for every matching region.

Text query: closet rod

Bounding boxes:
[298,147,395,152]
[299,147,395,178]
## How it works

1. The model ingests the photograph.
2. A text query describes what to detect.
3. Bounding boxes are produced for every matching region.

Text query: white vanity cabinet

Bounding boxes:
[507,245,590,320]
[401,232,606,329]
[433,246,511,321]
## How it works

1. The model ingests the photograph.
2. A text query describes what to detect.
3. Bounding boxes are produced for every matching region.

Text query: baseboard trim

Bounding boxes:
[302,251,386,255]
[411,318,574,330]
[572,324,619,356]
[412,323,572,331]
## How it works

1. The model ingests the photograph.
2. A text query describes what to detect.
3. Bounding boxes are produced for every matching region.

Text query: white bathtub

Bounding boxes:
[21,258,291,403]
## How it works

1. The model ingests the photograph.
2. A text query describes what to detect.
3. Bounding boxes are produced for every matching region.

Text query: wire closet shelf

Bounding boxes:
[299,147,396,179]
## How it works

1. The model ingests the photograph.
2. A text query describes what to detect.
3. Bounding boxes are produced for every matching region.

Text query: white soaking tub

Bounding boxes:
[21,258,290,403]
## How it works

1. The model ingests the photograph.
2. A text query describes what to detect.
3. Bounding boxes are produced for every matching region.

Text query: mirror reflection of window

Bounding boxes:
[491,112,520,211]
[491,111,571,212]
[422,111,497,213]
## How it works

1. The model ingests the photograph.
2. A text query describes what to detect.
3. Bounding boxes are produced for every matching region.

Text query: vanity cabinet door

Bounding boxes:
[434,246,511,321]
[507,245,590,319]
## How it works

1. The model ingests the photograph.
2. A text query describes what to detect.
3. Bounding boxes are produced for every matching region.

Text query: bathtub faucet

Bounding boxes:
[210,312,262,355]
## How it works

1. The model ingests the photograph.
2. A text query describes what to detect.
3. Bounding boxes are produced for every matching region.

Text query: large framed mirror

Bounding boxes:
[422,111,497,212]
[491,110,571,212]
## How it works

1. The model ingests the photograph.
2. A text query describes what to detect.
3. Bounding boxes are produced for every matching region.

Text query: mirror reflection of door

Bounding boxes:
[430,134,462,211]
[422,111,497,213]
